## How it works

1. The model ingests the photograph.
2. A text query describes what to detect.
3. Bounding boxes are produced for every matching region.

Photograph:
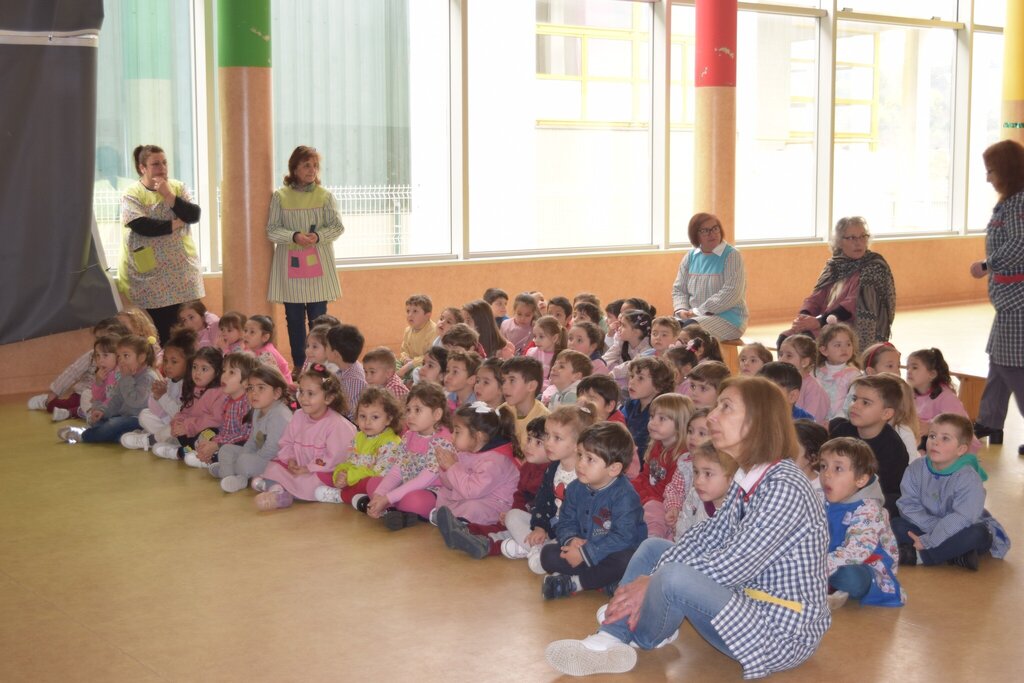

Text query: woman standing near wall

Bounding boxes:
[120,145,204,343]
[971,139,1024,455]
[266,146,345,370]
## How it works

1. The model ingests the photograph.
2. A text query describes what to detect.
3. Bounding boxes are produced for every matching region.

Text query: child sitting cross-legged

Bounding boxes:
[363,346,410,401]
[433,402,522,545]
[441,415,551,559]
[542,349,592,409]
[829,374,910,518]
[364,382,455,530]
[540,422,647,600]
[500,405,596,571]
[893,413,1011,570]
[250,365,356,511]
[151,347,226,461]
[818,437,905,610]
[212,365,294,493]
[314,387,403,507]
[122,328,197,451]
[186,352,258,469]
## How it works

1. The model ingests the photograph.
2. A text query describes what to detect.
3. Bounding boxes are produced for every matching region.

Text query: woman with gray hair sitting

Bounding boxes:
[778,216,896,350]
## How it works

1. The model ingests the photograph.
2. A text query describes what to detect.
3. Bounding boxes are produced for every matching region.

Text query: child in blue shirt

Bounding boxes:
[540,421,647,599]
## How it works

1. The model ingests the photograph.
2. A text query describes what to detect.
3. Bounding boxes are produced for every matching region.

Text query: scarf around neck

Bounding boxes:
[812,250,896,349]
[926,453,988,481]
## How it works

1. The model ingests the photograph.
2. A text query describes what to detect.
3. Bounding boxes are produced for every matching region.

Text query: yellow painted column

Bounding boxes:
[694,0,737,234]
[218,0,274,316]
[1003,0,1024,144]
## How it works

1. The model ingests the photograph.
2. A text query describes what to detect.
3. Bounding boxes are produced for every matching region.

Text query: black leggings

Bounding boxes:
[147,304,183,345]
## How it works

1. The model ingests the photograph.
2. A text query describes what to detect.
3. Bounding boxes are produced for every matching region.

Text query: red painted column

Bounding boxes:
[694,0,737,234]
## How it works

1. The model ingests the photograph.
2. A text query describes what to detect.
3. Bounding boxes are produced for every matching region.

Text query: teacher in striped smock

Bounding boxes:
[671,212,749,341]
[266,146,345,370]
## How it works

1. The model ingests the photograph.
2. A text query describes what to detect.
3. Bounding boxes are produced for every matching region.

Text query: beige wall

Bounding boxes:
[2,235,988,395]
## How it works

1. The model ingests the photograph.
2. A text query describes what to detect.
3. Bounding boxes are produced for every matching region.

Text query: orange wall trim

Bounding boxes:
[2,236,988,395]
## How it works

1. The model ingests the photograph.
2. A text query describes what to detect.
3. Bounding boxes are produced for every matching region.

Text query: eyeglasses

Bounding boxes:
[841,234,870,242]
[697,225,721,235]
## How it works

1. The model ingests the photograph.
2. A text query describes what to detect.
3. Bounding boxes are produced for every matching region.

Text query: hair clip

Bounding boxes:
[470,401,493,414]
[578,405,592,414]
[686,339,698,352]
[826,315,838,325]
[147,335,157,345]
[311,363,326,372]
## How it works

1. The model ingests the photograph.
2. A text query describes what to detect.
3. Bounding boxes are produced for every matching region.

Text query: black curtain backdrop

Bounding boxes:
[0,0,115,345]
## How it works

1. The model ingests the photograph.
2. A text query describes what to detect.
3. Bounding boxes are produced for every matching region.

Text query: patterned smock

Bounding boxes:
[119,180,205,308]
[266,184,344,304]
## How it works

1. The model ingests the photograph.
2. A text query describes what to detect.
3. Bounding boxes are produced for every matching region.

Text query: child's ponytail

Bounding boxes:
[453,402,524,460]
[908,348,953,395]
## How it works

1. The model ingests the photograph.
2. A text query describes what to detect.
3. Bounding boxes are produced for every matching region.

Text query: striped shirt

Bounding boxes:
[654,459,829,679]
[671,242,749,333]
[266,184,344,304]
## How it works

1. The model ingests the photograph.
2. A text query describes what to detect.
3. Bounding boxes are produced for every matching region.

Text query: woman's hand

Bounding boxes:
[294,232,317,247]
[366,494,390,518]
[435,447,457,471]
[171,218,186,232]
[153,177,176,206]
[604,575,652,631]
[969,260,987,279]
[791,314,821,332]
[674,309,692,319]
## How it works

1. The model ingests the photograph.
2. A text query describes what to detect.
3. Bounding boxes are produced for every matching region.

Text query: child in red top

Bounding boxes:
[629,393,695,539]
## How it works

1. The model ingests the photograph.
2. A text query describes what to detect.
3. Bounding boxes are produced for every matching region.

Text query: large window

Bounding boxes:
[832,22,956,233]
[468,0,653,253]
[94,0,199,271]
[968,31,1003,230]
[270,0,451,259]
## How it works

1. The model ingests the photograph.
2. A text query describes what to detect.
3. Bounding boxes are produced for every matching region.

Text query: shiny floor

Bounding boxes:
[1,304,1021,682]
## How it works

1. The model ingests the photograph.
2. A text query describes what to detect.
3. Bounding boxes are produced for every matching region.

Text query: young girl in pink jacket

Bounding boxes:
[252,365,356,510]
[907,348,983,453]
[153,347,226,460]
[433,402,522,542]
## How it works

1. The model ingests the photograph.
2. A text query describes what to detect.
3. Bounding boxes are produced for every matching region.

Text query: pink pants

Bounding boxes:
[643,500,671,540]
[365,477,436,519]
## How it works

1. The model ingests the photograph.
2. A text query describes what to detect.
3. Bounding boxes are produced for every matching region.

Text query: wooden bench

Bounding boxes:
[951,371,986,423]
[720,338,744,376]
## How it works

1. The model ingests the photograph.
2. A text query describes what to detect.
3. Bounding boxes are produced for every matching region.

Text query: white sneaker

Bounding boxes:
[528,544,547,575]
[827,590,849,612]
[51,407,71,422]
[152,443,180,460]
[220,475,249,493]
[183,452,210,469]
[545,633,637,676]
[315,485,343,503]
[28,394,48,410]
[57,426,85,444]
[120,430,152,451]
[501,538,531,560]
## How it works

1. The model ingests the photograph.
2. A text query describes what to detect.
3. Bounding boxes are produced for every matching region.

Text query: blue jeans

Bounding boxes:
[891,516,992,565]
[284,301,328,369]
[82,416,140,443]
[600,537,736,658]
[829,565,872,599]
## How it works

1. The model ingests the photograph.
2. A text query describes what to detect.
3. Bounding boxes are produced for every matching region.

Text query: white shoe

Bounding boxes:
[528,545,547,575]
[827,590,849,612]
[51,407,71,422]
[220,475,249,493]
[545,633,637,676]
[152,443,180,460]
[315,485,343,503]
[183,452,210,469]
[120,430,152,451]
[28,394,48,410]
[501,538,531,560]
[57,426,85,444]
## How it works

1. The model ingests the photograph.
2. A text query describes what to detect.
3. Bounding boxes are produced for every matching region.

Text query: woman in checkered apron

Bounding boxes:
[971,140,1024,457]
[546,376,830,678]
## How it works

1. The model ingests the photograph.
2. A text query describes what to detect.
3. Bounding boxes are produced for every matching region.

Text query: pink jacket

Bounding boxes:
[175,386,227,436]
[433,442,520,525]
[797,372,830,426]
[526,347,555,390]
[915,385,983,453]
[251,342,292,385]
[196,311,221,349]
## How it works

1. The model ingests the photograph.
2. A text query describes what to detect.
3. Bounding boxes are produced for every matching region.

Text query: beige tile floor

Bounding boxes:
[1,304,1021,682]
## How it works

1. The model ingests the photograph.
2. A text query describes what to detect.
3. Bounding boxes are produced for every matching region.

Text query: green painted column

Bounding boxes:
[218,0,274,317]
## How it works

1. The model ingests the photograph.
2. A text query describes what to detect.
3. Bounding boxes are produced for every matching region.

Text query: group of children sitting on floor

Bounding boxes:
[28,289,1010,606]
